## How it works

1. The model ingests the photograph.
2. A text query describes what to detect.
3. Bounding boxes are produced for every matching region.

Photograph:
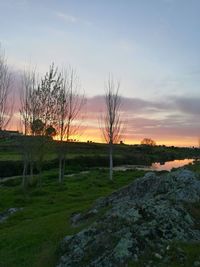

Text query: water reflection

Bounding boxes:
[150,159,195,171]
[114,158,196,172]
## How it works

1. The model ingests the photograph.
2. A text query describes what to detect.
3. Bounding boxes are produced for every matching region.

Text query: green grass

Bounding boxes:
[1,164,200,267]
[0,169,145,267]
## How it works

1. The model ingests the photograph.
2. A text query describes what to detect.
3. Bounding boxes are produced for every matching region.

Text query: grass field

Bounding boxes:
[0,169,146,267]
[0,165,200,267]
[0,140,200,267]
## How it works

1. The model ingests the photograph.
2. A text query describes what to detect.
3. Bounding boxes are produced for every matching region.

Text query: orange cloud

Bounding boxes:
[7,94,200,147]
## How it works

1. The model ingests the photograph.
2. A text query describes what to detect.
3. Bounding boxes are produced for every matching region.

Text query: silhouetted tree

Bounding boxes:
[45,125,56,137]
[0,45,12,130]
[101,76,122,181]
[19,64,62,188]
[20,68,37,135]
[56,67,85,184]
[141,138,156,146]
[19,68,39,188]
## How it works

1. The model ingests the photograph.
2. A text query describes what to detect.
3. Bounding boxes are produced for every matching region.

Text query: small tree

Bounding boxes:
[20,68,37,135]
[19,68,39,188]
[101,76,122,181]
[0,45,12,130]
[56,67,85,184]
[19,64,62,188]
[141,138,156,146]
[32,64,61,185]
[31,119,44,135]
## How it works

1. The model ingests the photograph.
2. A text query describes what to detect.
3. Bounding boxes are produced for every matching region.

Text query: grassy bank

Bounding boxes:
[0,169,145,267]
[0,163,200,267]
[1,139,200,178]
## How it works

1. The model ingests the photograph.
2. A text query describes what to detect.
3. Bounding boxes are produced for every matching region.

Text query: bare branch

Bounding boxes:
[0,45,13,130]
[57,66,85,141]
[100,75,123,180]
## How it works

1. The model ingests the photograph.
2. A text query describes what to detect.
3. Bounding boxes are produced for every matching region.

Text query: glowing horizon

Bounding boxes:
[1,1,200,147]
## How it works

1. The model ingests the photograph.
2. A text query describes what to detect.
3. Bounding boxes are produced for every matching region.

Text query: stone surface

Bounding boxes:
[0,207,23,223]
[57,169,200,267]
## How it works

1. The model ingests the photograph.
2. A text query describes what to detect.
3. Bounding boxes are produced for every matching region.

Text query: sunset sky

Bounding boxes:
[1,0,200,146]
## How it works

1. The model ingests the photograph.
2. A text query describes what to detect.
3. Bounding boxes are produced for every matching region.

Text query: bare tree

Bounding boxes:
[20,68,37,135]
[56,67,85,184]
[19,64,61,188]
[32,64,61,185]
[101,76,122,181]
[19,68,38,188]
[0,45,12,130]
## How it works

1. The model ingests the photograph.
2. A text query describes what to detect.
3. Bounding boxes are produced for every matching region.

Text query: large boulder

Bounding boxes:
[57,169,200,267]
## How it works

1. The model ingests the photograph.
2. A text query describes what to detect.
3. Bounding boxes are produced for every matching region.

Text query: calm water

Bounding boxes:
[150,158,195,171]
[114,158,196,172]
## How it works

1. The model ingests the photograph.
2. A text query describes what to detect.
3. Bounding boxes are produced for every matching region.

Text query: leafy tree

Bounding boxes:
[45,125,57,137]
[31,119,44,135]
[141,138,156,146]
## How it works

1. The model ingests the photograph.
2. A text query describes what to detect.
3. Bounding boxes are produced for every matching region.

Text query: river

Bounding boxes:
[114,158,196,172]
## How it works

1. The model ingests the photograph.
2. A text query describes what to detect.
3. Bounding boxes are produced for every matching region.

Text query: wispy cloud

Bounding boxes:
[56,12,78,23]
[0,0,29,9]
[56,12,91,26]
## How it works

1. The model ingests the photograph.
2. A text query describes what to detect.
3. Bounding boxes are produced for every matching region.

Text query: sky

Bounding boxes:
[0,0,200,146]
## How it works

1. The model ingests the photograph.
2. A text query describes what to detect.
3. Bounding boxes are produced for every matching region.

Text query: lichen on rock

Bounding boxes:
[57,169,200,267]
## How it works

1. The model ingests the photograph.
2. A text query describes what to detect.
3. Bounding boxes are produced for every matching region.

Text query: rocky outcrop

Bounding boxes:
[57,169,200,267]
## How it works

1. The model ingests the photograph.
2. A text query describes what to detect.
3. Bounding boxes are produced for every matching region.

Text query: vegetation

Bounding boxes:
[0,168,145,267]
[0,43,199,267]
[0,139,199,178]
[0,161,200,267]
[141,137,156,146]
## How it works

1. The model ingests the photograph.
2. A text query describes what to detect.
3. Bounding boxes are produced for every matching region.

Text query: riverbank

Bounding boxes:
[0,162,200,267]
[0,139,200,178]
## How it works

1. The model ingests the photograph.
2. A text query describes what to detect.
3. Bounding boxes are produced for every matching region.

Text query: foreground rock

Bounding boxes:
[57,169,200,267]
[0,207,23,223]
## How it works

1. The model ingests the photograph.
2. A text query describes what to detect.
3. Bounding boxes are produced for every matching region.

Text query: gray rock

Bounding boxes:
[154,253,162,260]
[70,212,82,226]
[57,169,200,267]
[194,261,200,267]
[0,207,23,223]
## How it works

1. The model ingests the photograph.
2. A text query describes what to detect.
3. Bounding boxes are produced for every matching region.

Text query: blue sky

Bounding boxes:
[1,0,200,145]
[1,0,200,98]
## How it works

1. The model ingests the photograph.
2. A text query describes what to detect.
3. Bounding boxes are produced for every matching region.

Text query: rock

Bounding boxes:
[0,207,23,223]
[70,208,99,227]
[194,261,200,267]
[70,212,82,226]
[57,170,200,267]
[154,253,162,260]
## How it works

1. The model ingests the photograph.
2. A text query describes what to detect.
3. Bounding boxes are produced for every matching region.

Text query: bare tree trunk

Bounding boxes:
[109,143,113,181]
[38,165,42,187]
[30,161,34,181]
[61,154,66,182]
[56,67,85,184]
[22,159,27,189]
[59,156,63,184]
[59,153,66,184]
[101,75,122,181]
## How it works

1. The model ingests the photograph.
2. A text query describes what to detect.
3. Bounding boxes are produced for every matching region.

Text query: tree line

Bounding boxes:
[0,45,122,187]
